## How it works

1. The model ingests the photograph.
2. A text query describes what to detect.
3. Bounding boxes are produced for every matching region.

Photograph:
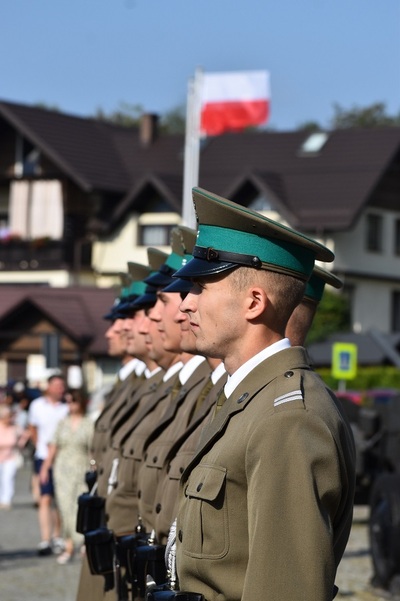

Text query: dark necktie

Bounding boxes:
[188,377,215,424]
[170,375,182,399]
[213,387,227,418]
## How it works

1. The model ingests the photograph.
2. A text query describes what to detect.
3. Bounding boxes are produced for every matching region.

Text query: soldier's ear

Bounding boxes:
[244,286,268,321]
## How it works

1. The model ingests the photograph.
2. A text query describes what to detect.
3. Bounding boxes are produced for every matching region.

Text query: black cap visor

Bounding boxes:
[173,257,238,280]
[131,290,157,309]
[163,278,194,293]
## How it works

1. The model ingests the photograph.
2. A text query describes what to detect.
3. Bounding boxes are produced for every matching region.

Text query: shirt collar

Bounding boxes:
[225,338,291,398]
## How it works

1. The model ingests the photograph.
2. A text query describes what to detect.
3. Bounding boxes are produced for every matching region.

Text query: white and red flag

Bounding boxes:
[199,70,270,136]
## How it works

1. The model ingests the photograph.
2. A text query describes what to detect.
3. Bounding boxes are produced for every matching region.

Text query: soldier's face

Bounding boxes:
[142,303,178,368]
[105,318,127,357]
[174,296,196,354]
[179,272,245,361]
[124,310,148,360]
[156,291,183,353]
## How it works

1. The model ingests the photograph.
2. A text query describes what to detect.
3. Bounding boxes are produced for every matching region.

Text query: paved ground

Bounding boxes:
[0,462,397,601]
[0,462,82,601]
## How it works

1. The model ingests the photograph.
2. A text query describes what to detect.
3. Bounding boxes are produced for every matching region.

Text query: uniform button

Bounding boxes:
[138,490,141,499]
[285,370,294,378]
[102,446,106,452]
[130,449,134,455]
[178,529,183,542]
[196,483,203,492]
[99,468,104,475]
[153,456,158,463]
[155,503,162,513]
[237,393,248,404]
[179,467,184,474]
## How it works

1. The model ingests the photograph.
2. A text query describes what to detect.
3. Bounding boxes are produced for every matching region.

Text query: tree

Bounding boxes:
[306,290,351,345]
[296,120,323,133]
[160,104,186,134]
[330,102,400,129]
[95,102,143,127]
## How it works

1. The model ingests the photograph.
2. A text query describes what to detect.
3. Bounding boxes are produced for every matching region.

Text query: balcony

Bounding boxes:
[0,238,92,271]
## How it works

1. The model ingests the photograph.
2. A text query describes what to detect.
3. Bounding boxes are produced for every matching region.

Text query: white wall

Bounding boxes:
[0,269,71,286]
[333,209,400,277]
[92,212,181,274]
[348,279,392,333]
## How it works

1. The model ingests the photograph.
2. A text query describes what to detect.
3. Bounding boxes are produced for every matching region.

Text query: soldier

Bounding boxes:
[171,188,356,601]
[76,262,161,601]
[89,265,151,482]
[88,231,197,600]
[159,269,342,591]
[150,270,227,547]
[286,265,343,347]
[135,228,214,540]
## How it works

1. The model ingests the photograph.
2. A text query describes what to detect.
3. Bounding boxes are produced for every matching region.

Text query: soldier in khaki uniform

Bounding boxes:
[158,267,343,553]
[286,265,343,347]
[90,265,153,484]
[136,286,211,537]
[171,188,356,601]
[152,358,227,546]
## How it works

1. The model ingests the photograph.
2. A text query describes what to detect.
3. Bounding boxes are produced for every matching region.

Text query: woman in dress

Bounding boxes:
[0,404,28,508]
[40,389,94,564]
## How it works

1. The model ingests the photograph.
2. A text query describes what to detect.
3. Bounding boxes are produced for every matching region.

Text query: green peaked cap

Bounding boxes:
[145,226,196,287]
[304,266,343,303]
[174,187,334,281]
[126,262,152,297]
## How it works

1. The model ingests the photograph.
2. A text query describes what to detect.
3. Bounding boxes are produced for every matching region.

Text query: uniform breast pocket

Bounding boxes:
[181,464,229,559]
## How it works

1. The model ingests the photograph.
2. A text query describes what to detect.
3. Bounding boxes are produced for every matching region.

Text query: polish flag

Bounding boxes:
[200,70,270,137]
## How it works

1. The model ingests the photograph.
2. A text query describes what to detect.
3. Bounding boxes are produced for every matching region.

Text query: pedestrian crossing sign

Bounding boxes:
[332,343,358,380]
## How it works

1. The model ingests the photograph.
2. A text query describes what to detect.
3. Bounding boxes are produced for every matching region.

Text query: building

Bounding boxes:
[0,99,399,384]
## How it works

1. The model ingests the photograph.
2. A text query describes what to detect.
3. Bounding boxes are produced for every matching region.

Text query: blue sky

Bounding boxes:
[2,0,399,130]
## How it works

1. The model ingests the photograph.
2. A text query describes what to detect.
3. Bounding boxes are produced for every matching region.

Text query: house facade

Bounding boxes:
[0,99,399,387]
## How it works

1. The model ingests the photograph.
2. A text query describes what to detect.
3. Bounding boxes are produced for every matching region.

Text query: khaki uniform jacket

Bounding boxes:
[153,372,228,543]
[76,372,161,601]
[176,347,356,601]
[90,372,143,474]
[137,360,211,536]
[97,369,165,499]
[105,372,182,535]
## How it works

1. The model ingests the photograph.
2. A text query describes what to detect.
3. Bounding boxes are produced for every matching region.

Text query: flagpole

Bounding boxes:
[182,67,202,229]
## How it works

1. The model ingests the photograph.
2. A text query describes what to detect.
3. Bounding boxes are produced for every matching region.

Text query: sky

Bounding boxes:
[1,0,400,131]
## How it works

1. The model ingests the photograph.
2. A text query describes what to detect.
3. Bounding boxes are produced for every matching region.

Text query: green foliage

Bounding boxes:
[316,365,400,393]
[160,104,186,134]
[34,102,60,112]
[95,102,144,127]
[306,290,351,345]
[331,102,400,129]
[296,121,323,132]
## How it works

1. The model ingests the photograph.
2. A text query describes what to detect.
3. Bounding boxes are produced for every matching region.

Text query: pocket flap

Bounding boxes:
[186,464,226,501]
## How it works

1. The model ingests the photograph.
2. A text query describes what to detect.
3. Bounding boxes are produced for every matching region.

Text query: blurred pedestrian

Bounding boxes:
[40,389,94,564]
[28,374,68,556]
[0,404,28,509]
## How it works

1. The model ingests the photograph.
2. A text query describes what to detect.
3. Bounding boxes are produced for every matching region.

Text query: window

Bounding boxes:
[366,214,383,252]
[15,134,41,177]
[9,180,63,240]
[391,291,400,332]
[298,132,329,155]
[394,220,400,256]
[248,193,272,212]
[139,224,176,246]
